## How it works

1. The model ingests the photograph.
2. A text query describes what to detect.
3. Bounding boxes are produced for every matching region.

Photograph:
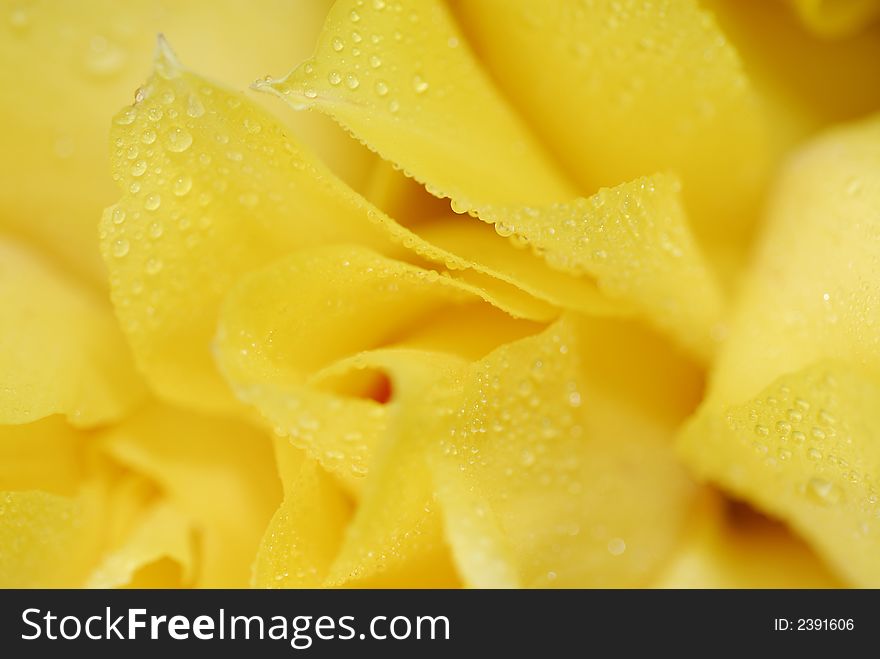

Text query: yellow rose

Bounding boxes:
[2,0,879,588]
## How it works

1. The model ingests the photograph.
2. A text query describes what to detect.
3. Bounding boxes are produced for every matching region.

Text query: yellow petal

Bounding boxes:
[362,159,619,317]
[475,175,724,358]
[709,114,880,407]
[0,416,85,495]
[86,501,194,588]
[704,0,880,153]
[655,493,843,588]
[259,0,573,206]
[453,0,768,242]
[429,315,701,587]
[785,0,880,37]
[0,0,360,289]
[101,401,281,587]
[260,0,723,355]
[253,447,352,588]
[216,244,540,492]
[0,490,99,587]
[0,237,144,426]
[679,115,880,586]
[322,350,464,588]
[101,41,389,412]
[104,41,563,414]
[680,363,880,586]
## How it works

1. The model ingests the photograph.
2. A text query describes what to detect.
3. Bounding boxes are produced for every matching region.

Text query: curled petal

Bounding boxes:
[101,402,281,587]
[454,0,768,240]
[260,0,724,356]
[655,493,843,588]
[253,444,351,588]
[428,316,702,587]
[257,0,573,207]
[679,115,880,587]
[86,502,194,588]
[102,42,389,411]
[215,244,539,492]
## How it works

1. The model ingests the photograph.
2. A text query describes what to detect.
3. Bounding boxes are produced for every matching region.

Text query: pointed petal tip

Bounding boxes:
[154,33,183,78]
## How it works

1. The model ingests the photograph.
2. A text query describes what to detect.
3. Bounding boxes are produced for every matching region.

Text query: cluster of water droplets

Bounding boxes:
[103,48,329,335]
[727,367,879,541]
[260,0,465,120]
[434,323,647,585]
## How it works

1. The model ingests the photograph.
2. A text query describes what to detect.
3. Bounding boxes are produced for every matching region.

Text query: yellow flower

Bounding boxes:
[2,0,879,588]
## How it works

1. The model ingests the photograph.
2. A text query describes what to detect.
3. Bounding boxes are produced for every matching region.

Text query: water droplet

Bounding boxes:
[345,74,360,89]
[144,193,161,211]
[808,447,822,461]
[145,258,163,275]
[388,99,400,113]
[350,10,361,22]
[495,221,515,237]
[568,391,582,407]
[111,208,126,225]
[607,538,626,556]
[303,87,318,99]
[374,80,389,96]
[53,135,75,159]
[332,37,345,51]
[172,175,192,196]
[131,160,147,177]
[187,94,205,118]
[84,35,125,77]
[806,478,843,506]
[792,430,806,445]
[112,239,130,258]
[142,129,157,145]
[412,74,429,94]
[148,221,164,238]
[775,420,791,435]
[818,409,835,425]
[238,192,259,207]
[115,108,137,126]
[811,427,826,440]
[166,127,192,152]
[241,118,262,135]
[369,55,382,68]
[846,177,863,196]
[328,70,342,85]
[754,424,769,437]
[8,7,30,32]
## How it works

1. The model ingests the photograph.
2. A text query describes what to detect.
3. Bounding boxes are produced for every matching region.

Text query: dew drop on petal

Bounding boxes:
[166,127,192,152]
[144,193,161,211]
[607,538,627,556]
[173,175,192,196]
[112,238,130,258]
